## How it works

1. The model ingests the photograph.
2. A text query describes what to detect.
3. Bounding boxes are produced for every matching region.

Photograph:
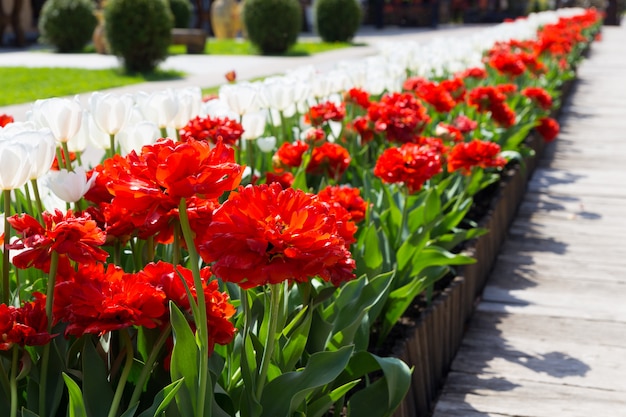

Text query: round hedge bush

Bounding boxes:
[314,0,362,43]
[170,0,192,28]
[38,0,98,52]
[104,0,173,72]
[242,0,301,55]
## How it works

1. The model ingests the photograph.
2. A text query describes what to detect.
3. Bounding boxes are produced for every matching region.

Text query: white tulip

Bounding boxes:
[46,166,97,203]
[261,77,296,111]
[117,121,160,155]
[256,136,277,153]
[30,97,83,143]
[136,90,179,129]
[0,135,33,190]
[219,83,259,116]
[17,128,56,180]
[171,87,203,129]
[89,92,135,135]
[241,111,267,140]
[70,110,108,153]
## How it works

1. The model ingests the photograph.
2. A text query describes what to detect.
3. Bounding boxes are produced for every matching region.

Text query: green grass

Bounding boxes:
[168,38,359,56]
[0,67,183,106]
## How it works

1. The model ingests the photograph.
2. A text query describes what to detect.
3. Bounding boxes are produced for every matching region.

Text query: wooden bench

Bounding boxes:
[171,28,207,54]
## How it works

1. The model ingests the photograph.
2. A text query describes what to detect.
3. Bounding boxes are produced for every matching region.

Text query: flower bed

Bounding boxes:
[0,8,601,417]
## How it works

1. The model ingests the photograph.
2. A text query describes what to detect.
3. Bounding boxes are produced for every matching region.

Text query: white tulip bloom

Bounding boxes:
[171,87,203,129]
[136,90,179,129]
[0,135,33,190]
[219,82,259,116]
[30,96,83,143]
[256,136,277,153]
[241,111,267,140]
[46,166,97,203]
[117,121,160,155]
[89,92,135,135]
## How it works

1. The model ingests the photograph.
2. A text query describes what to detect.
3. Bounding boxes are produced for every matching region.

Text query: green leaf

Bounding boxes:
[408,246,475,278]
[169,302,199,417]
[119,404,139,417]
[306,381,360,417]
[396,228,429,273]
[433,227,488,251]
[137,378,184,417]
[62,373,88,417]
[20,408,40,417]
[82,338,114,417]
[501,121,537,150]
[423,187,441,226]
[343,352,412,417]
[260,346,354,417]
[358,224,383,275]
[278,306,312,371]
[433,196,473,236]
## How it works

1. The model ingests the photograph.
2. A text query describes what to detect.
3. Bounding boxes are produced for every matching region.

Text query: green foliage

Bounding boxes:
[38,0,97,52]
[169,0,193,28]
[242,0,302,55]
[314,0,362,43]
[104,0,174,72]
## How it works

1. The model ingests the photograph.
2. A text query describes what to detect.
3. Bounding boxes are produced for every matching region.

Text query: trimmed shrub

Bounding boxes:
[38,0,98,52]
[314,0,362,43]
[104,0,173,72]
[170,0,193,28]
[242,0,301,55]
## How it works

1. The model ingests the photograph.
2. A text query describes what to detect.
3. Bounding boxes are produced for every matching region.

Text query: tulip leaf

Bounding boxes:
[62,373,88,417]
[380,266,448,341]
[259,345,354,417]
[355,223,383,277]
[423,187,442,226]
[396,227,429,274]
[278,306,312,371]
[433,227,488,251]
[20,408,40,417]
[306,380,360,417]
[82,338,114,417]
[501,121,537,151]
[408,246,475,278]
[169,302,199,417]
[119,404,139,417]
[136,378,184,417]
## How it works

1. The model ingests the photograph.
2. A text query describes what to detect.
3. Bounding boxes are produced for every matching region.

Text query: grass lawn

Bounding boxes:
[167,38,358,56]
[0,38,357,107]
[0,67,183,107]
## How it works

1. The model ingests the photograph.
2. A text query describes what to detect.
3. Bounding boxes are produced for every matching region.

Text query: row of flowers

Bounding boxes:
[0,8,600,417]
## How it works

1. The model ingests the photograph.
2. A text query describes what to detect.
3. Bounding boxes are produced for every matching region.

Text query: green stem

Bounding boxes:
[129,325,172,407]
[61,142,73,171]
[30,179,45,222]
[173,220,181,266]
[108,134,116,159]
[178,198,210,417]
[0,360,11,406]
[9,346,18,417]
[395,188,410,251]
[255,283,281,401]
[39,251,59,417]
[145,236,155,266]
[160,127,168,139]
[107,329,134,417]
[2,189,11,305]
[247,140,256,185]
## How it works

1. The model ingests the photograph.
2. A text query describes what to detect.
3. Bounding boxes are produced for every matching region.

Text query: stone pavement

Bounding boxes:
[0,24,492,121]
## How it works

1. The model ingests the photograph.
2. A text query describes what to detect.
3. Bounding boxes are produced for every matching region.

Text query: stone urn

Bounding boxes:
[210,0,241,39]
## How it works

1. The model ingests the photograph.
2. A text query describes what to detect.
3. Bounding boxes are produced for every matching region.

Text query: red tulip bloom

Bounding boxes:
[198,183,356,289]
[318,184,368,224]
[522,87,553,110]
[7,210,108,270]
[344,87,371,109]
[456,67,487,80]
[414,80,458,113]
[305,101,346,127]
[447,140,507,175]
[273,140,309,170]
[307,142,351,180]
[373,143,442,194]
[536,117,560,142]
[453,115,478,134]
[265,171,294,189]
[0,113,14,127]
[54,263,167,336]
[0,293,53,350]
[367,92,430,144]
[138,262,236,352]
[180,115,244,146]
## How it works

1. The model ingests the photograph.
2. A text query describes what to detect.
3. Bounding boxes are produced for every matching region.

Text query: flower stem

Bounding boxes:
[30,179,45,222]
[39,250,59,417]
[61,142,73,171]
[255,283,281,401]
[178,198,210,416]
[395,188,410,250]
[108,328,134,417]
[2,189,11,305]
[9,346,18,417]
[129,325,172,407]
[108,133,116,159]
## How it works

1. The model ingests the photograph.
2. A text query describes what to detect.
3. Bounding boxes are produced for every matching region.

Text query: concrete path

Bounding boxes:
[0,24,492,122]
[432,22,626,417]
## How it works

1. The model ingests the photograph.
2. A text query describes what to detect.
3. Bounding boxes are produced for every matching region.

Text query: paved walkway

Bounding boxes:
[432,22,626,417]
[0,24,492,122]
